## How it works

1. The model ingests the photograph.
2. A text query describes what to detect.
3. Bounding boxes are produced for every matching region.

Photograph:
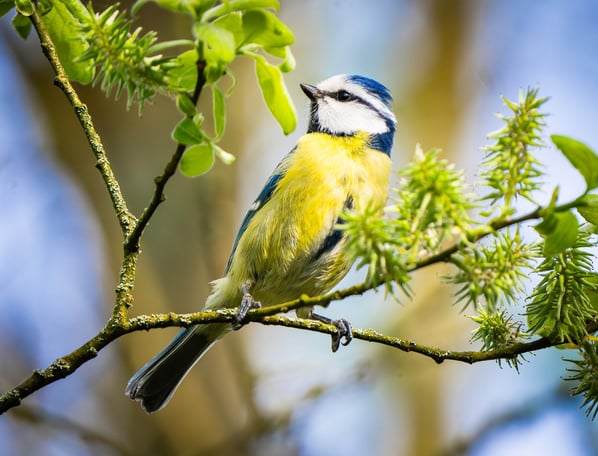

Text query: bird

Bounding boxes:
[126,73,397,413]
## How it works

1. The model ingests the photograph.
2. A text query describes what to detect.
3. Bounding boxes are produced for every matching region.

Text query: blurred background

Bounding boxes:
[1,0,598,454]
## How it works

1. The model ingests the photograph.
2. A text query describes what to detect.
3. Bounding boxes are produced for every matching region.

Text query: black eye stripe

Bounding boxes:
[324,89,358,102]
[322,90,393,123]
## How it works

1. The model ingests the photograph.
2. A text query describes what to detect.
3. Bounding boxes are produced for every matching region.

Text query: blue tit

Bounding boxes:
[126,74,397,413]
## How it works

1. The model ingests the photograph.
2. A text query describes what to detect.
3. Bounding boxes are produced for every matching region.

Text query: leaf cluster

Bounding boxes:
[341,145,473,298]
[78,4,178,110]
[342,87,598,417]
[480,87,546,213]
[5,0,297,177]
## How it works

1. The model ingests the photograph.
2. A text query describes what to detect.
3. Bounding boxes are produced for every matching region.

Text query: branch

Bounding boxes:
[29,7,135,236]
[3,303,596,415]
[414,206,543,268]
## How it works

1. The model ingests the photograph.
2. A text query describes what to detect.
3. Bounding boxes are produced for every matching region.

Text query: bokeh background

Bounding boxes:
[1,0,598,455]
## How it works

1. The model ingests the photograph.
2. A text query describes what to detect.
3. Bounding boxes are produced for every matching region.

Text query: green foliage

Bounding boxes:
[566,342,598,419]
[470,309,524,368]
[78,4,178,110]
[552,135,598,191]
[342,204,411,298]
[14,0,296,174]
[389,146,473,256]
[44,0,94,83]
[180,144,215,176]
[481,88,547,214]
[534,208,579,256]
[448,229,534,311]
[527,231,596,342]
[577,194,598,226]
[342,87,598,417]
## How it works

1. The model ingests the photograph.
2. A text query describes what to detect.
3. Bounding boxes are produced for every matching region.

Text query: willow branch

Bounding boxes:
[3,307,596,414]
[29,7,135,236]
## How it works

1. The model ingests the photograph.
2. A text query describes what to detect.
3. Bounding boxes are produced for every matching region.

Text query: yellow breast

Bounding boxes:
[226,131,392,304]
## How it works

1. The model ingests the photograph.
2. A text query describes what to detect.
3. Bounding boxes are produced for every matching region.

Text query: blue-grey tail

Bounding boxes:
[125,324,226,413]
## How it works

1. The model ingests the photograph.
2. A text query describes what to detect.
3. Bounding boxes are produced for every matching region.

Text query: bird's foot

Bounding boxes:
[311,313,353,352]
[232,285,261,330]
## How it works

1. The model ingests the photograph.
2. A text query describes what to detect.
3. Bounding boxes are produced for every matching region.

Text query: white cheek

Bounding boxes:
[317,101,388,135]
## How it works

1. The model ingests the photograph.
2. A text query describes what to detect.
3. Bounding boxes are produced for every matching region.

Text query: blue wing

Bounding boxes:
[224,151,293,274]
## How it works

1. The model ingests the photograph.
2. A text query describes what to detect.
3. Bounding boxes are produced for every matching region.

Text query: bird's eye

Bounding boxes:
[335,90,353,102]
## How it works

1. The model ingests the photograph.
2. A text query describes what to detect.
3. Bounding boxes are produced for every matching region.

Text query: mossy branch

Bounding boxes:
[3,302,596,414]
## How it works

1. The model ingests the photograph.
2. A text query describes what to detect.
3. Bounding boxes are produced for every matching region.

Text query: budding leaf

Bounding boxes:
[180,143,215,177]
[167,50,199,92]
[172,117,204,145]
[242,8,294,49]
[253,54,296,134]
[195,23,236,65]
[552,135,598,191]
[176,93,197,117]
[14,0,33,16]
[577,194,598,226]
[212,85,226,139]
[535,210,579,256]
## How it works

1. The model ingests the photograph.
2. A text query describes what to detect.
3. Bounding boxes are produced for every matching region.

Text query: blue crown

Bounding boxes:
[346,74,393,107]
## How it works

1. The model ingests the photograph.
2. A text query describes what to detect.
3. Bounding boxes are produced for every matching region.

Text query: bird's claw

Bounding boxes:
[232,292,261,330]
[329,318,353,352]
[310,313,353,352]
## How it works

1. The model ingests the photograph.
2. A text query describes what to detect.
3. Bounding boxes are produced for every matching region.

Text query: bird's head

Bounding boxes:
[300,74,396,154]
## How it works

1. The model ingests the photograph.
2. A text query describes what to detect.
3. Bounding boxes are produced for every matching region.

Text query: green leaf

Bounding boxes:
[253,54,296,134]
[133,0,202,16]
[14,0,33,16]
[166,49,198,92]
[172,117,204,145]
[44,0,94,83]
[552,135,598,191]
[242,9,294,48]
[213,11,244,48]
[180,143,215,176]
[0,0,15,18]
[577,194,598,225]
[195,23,236,65]
[202,0,279,21]
[535,210,579,256]
[11,13,31,38]
[275,46,295,73]
[212,85,226,139]
[176,93,197,117]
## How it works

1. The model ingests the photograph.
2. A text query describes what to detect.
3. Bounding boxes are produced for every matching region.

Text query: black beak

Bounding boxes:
[300,83,321,101]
